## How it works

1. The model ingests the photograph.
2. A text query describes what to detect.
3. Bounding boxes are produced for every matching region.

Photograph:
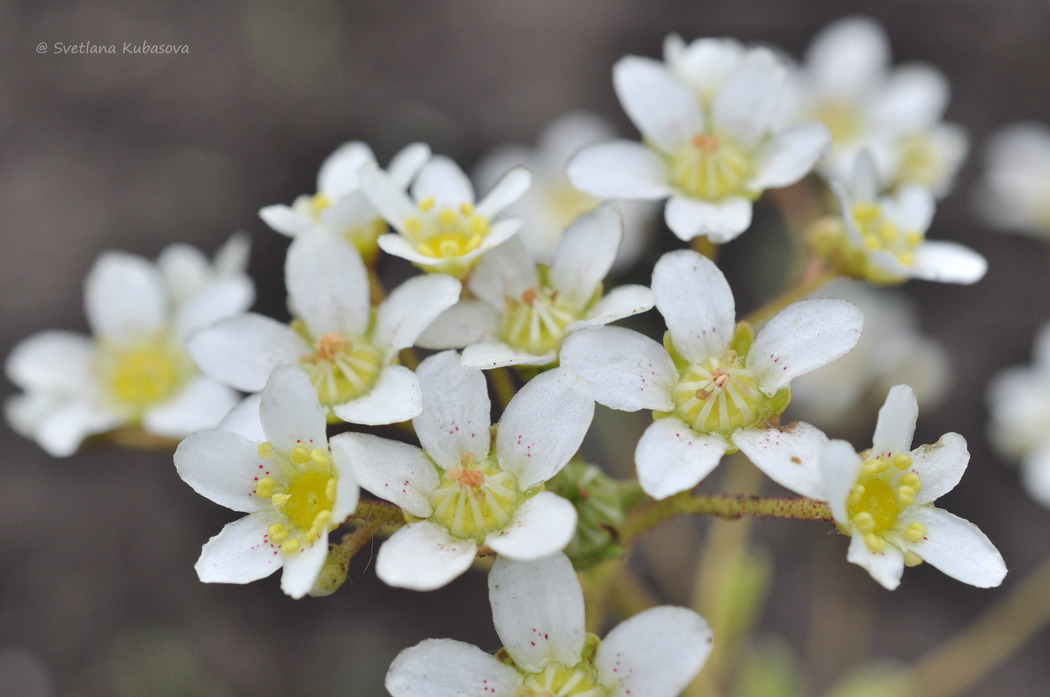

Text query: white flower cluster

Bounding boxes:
[8,15,1019,695]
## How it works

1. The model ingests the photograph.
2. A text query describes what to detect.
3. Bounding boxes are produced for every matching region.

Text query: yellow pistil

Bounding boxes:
[517,662,609,697]
[500,279,583,356]
[428,451,524,541]
[847,452,928,559]
[297,328,383,408]
[401,199,494,276]
[100,336,190,415]
[255,440,339,555]
[668,130,753,200]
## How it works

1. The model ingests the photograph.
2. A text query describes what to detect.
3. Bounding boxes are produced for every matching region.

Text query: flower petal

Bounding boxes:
[713,48,785,147]
[376,522,478,590]
[358,163,419,235]
[84,251,167,342]
[489,554,586,673]
[331,364,422,426]
[188,314,305,392]
[476,166,531,219]
[259,365,327,454]
[635,418,728,499]
[316,141,375,196]
[903,508,1006,588]
[596,606,713,697]
[413,351,491,470]
[461,342,555,370]
[18,398,121,457]
[911,432,968,503]
[412,156,475,208]
[1021,445,1050,509]
[573,284,655,331]
[259,204,311,237]
[375,274,461,355]
[653,249,735,362]
[870,384,918,457]
[846,531,904,590]
[416,300,500,349]
[873,64,949,132]
[750,121,830,190]
[733,422,829,499]
[387,639,522,697]
[820,439,863,524]
[331,432,437,517]
[749,298,864,395]
[285,228,370,339]
[194,513,282,584]
[548,203,622,309]
[806,16,889,97]
[665,195,753,243]
[156,242,209,302]
[909,241,987,284]
[386,142,432,188]
[280,535,330,598]
[485,492,577,560]
[567,141,673,200]
[217,394,265,442]
[5,330,96,391]
[613,56,702,153]
[143,376,240,438]
[560,326,675,412]
[173,277,255,341]
[468,234,538,309]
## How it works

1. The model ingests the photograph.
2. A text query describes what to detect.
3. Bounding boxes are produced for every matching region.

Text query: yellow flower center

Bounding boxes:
[101,336,190,415]
[500,285,581,356]
[294,192,386,262]
[254,441,338,555]
[668,132,753,200]
[297,329,383,408]
[517,662,609,697]
[812,100,866,148]
[403,198,492,276]
[893,134,941,191]
[847,452,927,562]
[428,452,524,541]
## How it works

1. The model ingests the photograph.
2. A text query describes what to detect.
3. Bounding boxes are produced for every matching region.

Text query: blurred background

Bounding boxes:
[3,1,1050,695]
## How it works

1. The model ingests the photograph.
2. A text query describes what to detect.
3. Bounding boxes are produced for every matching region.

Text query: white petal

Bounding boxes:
[489,554,586,673]
[217,394,265,441]
[909,241,987,284]
[713,48,784,147]
[188,314,305,392]
[665,195,753,243]
[412,156,475,208]
[259,365,327,454]
[316,141,375,196]
[358,163,419,234]
[5,330,96,391]
[903,508,1006,588]
[280,536,330,599]
[143,377,240,438]
[870,384,918,457]
[31,399,122,457]
[375,274,461,355]
[173,277,255,341]
[733,422,829,499]
[613,56,702,153]
[259,204,311,237]
[567,141,673,199]
[413,351,491,470]
[496,368,594,490]
[386,142,432,188]
[156,243,209,301]
[468,234,538,309]
[194,514,282,584]
[387,639,521,697]
[476,166,531,219]
[1021,445,1050,509]
[635,418,728,499]
[331,365,422,426]
[750,298,864,395]
[846,532,904,590]
[883,185,934,234]
[285,228,370,339]
[750,121,830,190]
[548,203,622,309]
[910,432,969,504]
[485,492,577,560]
[560,326,675,412]
[416,300,500,349]
[461,342,555,370]
[330,450,361,523]
[376,522,477,590]
[820,439,863,524]
[596,606,713,697]
[84,251,168,342]
[573,284,655,330]
[652,249,735,362]
[213,232,251,277]
[806,17,889,97]
[377,233,439,266]
[873,64,949,132]
[331,432,436,516]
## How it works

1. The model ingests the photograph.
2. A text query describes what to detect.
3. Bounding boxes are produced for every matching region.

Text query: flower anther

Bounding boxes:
[406,200,492,265]
[429,450,525,541]
[254,440,339,555]
[500,283,580,355]
[516,661,609,697]
[100,335,192,415]
[669,132,753,201]
[296,326,383,407]
[847,451,927,563]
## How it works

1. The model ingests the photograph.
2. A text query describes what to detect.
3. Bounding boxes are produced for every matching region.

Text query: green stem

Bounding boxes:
[344,499,407,529]
[489,366,518,411]
[691,236,720,262]
[742,261,837,328]
[95,428,181,452]
[623,492,832,544]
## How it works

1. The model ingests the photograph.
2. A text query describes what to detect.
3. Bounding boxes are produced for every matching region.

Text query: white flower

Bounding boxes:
[821,385,1006,590]
[359,154,531,278]
[977,122,1050,239]
[188,228,460,425]
[388,554,711,697]
[418,204,654,369]
[818,150,986,285]
[987,322,1050,508]
[561,249,863,499]
[662,34,746,104]
[174,365,358,599]
[789,280,950,430]
[157,232,251,306]
[568,44,830,243]
[334,351,593,590]
[474,111,657,270]
[5,239,254,456]
[259,141,429,262]
[784,16,968,197]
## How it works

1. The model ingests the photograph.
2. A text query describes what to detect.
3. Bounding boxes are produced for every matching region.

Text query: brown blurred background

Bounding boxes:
[3,1,1050,695]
